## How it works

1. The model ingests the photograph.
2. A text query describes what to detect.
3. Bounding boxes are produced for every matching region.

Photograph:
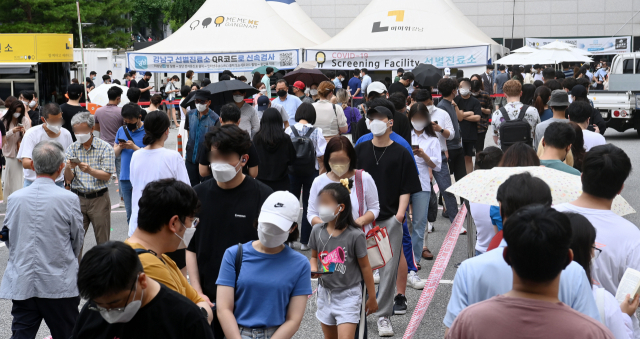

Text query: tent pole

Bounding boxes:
[76,0,88,104]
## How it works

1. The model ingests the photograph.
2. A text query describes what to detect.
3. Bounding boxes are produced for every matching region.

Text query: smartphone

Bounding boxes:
[69,157,81,164]
[311,271,334,275]
[411,144,419,150]
[118,138,127,144]
[17,123,23,127]
[432,121,438,125]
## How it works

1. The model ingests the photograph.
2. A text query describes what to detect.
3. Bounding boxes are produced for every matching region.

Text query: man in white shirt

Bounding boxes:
[491,80,540,148]
[533,64,544,82]
[568,101,606,151]
[18,103,73,187]
[554,144,637,296]
[360,68,372,98]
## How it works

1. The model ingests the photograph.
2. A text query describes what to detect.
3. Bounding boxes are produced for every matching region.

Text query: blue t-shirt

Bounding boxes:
[348,77,362,97]
[540,108,553,122]
[274,95,302,127]
[489,205,503,231]
[216,241,312,328]
[114,126,146,181]
[355,131,418,172]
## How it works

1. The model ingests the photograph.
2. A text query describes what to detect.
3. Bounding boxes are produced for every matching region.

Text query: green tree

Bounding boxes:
[165,0,205,32]
[0,0,133,50]
[131,0,166,37]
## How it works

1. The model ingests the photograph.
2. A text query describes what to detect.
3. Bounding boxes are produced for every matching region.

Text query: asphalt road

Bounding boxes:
[0,126,638,339]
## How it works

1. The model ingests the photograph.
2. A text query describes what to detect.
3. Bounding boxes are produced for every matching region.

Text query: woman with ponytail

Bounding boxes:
[533,86,553,121]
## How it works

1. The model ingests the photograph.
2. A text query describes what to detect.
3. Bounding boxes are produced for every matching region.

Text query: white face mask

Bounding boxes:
[330,162,350,177]
[28,100,36,108]
[12,113,21,118]
[233,95,244,103]
[210,159,242,183]
[411,120,426,131]
[176,221,197,250]
[196,103,207,112]
[426,105,435,114]
[21,100,28,106]
[369,119,388,137]
[459,88,470,96]
[310,89,318,96]
[46,121,61,134]
[75,133,91,144]
[319,205,341,223]
[98,276,143,324]
[258,222,289,248]
[259,89,267,94]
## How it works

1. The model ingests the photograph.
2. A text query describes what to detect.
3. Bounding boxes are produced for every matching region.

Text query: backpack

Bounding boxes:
[344,106,361,134]
[498,104,532,151]
[288,126,317,176]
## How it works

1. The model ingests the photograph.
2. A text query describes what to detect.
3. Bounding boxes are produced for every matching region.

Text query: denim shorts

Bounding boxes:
[238,325,278,339]
[316,284,362,326]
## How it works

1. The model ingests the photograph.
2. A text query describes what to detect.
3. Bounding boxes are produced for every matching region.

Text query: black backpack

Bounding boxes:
[288,127,317,176]
[498,105,532,151]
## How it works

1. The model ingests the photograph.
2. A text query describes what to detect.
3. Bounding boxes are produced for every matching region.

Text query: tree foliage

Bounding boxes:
[165,0,205,32]
[0,0,133,50]
[131,0,166,35]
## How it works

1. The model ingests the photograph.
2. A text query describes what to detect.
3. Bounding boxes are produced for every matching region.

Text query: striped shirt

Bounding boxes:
[65,136,115,193]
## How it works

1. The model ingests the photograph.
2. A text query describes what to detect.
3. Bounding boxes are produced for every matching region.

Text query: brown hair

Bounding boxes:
[323,136,357,173]
[503,79,522,97]
[317,81,335,99]
[533,86,551,117]
[499,142,540,167]
[186,70,194,79]
[150,94,163,106]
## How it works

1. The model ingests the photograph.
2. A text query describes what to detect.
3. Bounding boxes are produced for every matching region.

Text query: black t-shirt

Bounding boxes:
[71,284,214,339]
[129,79,138,89]
[198,141,259,175]
[353,109,412,145]
[60,103,87,141]
[138,79,151,102]
[28,108,42,126]
[355,141,420,220]
[388,82,409,98]
[187,176,273,300]
[253,137,296,182]
[454,95,482,142]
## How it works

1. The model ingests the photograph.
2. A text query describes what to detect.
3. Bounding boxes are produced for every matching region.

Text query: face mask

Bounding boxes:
[365,118,371,130]
[196,103,207,112]
[126,122,138,131]
[92,77,96,80]
[426,105,435,114]
[12,113,21,118]
[277,90,287,97]
[471,92,479,96]
[176,221,197,250]
[258,222,289,248]
[459,88,470,96]
[46,121,61,134]
[75,133,91,144]
[369,119,388,137]
[29,100,36,108]
[210,159,242,183]
[310,89,318,96]
[531,68,535,73]
[411,120,426,131]
[98,276,143,324]
[330,162,350,177]
[233,95,244,103]
[22,100,28,106]
[319,205,341,223]
[260,89,267,94]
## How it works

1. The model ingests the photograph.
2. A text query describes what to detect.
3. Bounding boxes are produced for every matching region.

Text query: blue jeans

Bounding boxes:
[432,152,458,223]
[403,211,418,272]
[120,179,133,223]
[115,155,122,199]
[24,179,64,188]
[410,191,430,264]
[238,326,278,339]
[289,172,317,245]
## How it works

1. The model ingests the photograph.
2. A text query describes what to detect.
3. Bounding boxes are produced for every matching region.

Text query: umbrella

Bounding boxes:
[411,63,443,87]
[539,40,592,55]
[88,84,130,107]
[251,65,279,75]
[188,80,260,109]
[446,166,635,216]
[283,69,329,87]
[294,60,317,71]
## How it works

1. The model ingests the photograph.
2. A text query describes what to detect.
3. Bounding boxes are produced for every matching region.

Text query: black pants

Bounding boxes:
[475,132,487,153]
[11,296,80,339]
[447,148,467,182]
[185,160,204,187]
[289,172,318,245]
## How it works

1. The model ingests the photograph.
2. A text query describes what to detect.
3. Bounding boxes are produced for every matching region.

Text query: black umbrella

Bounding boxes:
[187,80,259,113]
[283,69,329,87]
[412,63,443,87]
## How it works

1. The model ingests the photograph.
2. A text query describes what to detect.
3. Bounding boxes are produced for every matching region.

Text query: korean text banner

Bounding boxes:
[127,50,299,73]
[0,34,73,63]
[304,46,488,71]
[526,37,631,55]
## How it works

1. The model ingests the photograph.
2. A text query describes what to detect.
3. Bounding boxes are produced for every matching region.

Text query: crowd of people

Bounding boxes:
[0,61,634,339]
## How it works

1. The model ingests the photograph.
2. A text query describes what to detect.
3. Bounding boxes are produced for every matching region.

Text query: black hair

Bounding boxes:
[113,79,121,85]
[582,144,631,199]
[407,103,436,137]
[437,78,458,97]
[205,124,251,157]
[127,87,141,103]
[324,136,357,173]
[137,178,200,233]
[192,83,200,90]
[2,100,25,129]
[142,110,170,145]
[201,78,211,87]
[130,70,137,76]
[106,86,123,102]
[327,71,336,79]
[102,75,111,82]
[361,68,368,74]
[520,84,536,105]
[503,205,572,283]
[388,92,407,111]
[499,142,539,167]
[121,102,142,120]
[295,102,317,124]
[457,77,471,87]
[567,101,592,124]
[487,64,495,70]
[219,74,231,81]
[337,71,347,78]
[576,77,591,89]
[180,85,191,97]
[77,241,143,300]
[533,80,544,88]
[414,89,432,103]
[354,68,360,75]
[475,146,503,170]
[220,103,241,123]
[555,70,566,79]
[276,79,288,87]
[266,67,274,74]
[107,70,112,74]
[543,122,575,149]
[542,67,556,80]
[566,212,596,286]
[42,103,61,120]
[89,71,97,76]
[496,172,552,220]
[563,77,577,91]
[253,108,288,148]
[498,65,506,71]
[569,122,585,172]
[21,90,33,101]
[366,98,395,118]
[456,70,464,79]
[470,79,482,92]
[533,86,551,117]
[318,179,357,231]
[402,72,415,82]
[544,79,562,91]
[144,71,152,77]
[68,86,82,100]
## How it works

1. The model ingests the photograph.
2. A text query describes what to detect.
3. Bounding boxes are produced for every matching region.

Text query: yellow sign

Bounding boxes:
[0,34,73,63]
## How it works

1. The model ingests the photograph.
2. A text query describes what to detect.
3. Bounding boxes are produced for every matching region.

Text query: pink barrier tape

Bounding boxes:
[402,204,467,339]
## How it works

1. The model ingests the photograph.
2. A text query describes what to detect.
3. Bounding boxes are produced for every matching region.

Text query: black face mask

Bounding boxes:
[277,90,287,97]
[127,122,138,131]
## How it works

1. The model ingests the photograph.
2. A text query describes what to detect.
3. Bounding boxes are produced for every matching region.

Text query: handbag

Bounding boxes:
[365,226,393,270]
[428,182,438,223]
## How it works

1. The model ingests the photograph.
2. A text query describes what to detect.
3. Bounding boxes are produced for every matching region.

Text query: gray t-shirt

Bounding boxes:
[308,224,367,290]
[495,73,510,94]
[534,118,569,150]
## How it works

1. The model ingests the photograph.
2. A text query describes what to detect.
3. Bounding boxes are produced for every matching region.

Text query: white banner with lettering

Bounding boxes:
[525,37,631,55]
[304,46,488,71]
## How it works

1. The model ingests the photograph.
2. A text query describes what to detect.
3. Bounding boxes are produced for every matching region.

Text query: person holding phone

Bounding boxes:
[2,100,30,199]
[138,72,154,107]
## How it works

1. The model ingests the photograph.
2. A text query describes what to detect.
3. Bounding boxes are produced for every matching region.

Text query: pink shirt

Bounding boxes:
[94,104,123,146]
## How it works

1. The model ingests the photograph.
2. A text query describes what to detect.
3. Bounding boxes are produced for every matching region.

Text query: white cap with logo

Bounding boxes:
[258,191,300,232]
[367,81,388,96]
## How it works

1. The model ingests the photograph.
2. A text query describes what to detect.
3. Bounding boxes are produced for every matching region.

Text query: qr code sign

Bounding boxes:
[280,52,293,67]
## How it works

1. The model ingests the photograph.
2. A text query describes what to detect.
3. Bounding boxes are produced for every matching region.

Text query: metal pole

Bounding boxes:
[465,200,474,258]
[76,1,89,104]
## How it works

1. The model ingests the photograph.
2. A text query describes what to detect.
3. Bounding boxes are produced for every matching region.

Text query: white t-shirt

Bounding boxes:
[128,147,190,236]
[411,130,441,191]
[430,107,454,152]
[582,129,606,151]
[17,125,73,182]
[554,203,640,296]
[470,203,494,254]
[284,123,327,170]
[308,172,379,232]
[592,286,637,339]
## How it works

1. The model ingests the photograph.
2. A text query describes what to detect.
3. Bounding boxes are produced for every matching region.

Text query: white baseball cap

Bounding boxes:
[444,68,451,75]
[367,81,387,96]
[258,191,300,232]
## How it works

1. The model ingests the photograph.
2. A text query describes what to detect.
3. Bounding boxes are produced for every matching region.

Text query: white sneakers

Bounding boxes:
[377,316,394,337]
[408,271,426,290]
[460,227,467,235]
[373,269,380,284]
[119,199,125,208]
[428,222,434,233]
[300,244,310,251]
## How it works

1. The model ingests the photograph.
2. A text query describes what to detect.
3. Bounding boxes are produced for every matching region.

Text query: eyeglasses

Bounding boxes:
[88,275,138,312]
[592,246,602,260]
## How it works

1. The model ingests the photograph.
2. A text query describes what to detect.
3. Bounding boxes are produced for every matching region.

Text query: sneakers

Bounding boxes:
[300,244,310,251]
[428,222,434,233]
[377,316,394,336]
[460,227,467,235]
[119,199,125,208]
[393,294,407,315]
[373,269,380,284]
[408,271,426,290]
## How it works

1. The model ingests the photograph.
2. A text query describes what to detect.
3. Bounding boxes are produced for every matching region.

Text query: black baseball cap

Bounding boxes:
[68,84,83,96]
[367,106,393,120]
[570,85,587,98]
[194,89,210,101]
[257,96,270,111]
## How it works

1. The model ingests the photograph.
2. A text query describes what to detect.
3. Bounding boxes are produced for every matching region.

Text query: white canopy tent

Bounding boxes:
[511,46,538,53]
[305,0,506,73]
[127,0,315,73]
[266,0,330,45]
[496,42,593,65]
